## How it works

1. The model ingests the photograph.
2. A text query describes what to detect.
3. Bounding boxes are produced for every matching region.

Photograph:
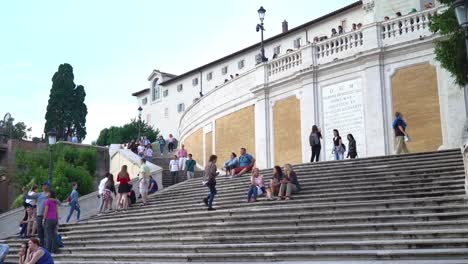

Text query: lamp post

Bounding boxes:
[47,129,57,187]
[138,106,143,140]
[453,0,468,61]
[256,6,267,62]
[453,0,468,140]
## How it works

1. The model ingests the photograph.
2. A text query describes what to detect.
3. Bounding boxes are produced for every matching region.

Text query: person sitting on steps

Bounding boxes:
[278,164,301,200]
[266,165,284,201]
[247,168,265,202]
[224,152,239,176]
[231,148,255,178]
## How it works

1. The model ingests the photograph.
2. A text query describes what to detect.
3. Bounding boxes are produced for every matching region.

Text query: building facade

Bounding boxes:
[133,0,466,169]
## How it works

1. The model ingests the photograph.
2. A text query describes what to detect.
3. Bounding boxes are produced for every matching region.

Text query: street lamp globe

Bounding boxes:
[454,0,468,29]
[47,129,57,145]
[258,6,266,22]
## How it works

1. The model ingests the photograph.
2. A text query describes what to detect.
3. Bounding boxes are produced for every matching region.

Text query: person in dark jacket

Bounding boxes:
[203,155,218,211]
[347,134,357,159]
[309,125,322,162]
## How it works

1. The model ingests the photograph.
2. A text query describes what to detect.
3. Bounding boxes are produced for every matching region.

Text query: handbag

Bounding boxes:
[257,186,263,196]
[404,135,411,142]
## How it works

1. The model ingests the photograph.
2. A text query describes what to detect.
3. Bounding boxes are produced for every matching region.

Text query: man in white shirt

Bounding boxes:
[169,155,179,185]
[97,175,108,214]
[139,158,151,206]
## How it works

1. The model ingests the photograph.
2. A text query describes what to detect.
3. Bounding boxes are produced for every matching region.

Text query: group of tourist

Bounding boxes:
[169,144,197,184]
[202,148,302,211]
[309,126,357,162]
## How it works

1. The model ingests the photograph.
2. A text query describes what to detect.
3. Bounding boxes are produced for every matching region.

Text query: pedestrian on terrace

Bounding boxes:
[186,154,197,180]
[145,144,153,162]
[116,165,131,212]
[65,182,80,223]
[43,190,59,253]
[393,112,410,154]
[167,134,176,152]
[23,182,50,246]
[332,129,345,160]
[102,173,116,212]
[169,155,179,185]
[139,158,151,206]
[157,135,166,156]
[309,125,322,162]
[347,134,357,159]
[203,154,219,211]
[177,144,188,170]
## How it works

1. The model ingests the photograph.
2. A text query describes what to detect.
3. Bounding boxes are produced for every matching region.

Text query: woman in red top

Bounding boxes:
[115,165,131,212]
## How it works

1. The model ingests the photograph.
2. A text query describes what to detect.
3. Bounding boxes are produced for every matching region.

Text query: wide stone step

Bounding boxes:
[174,164,464,192]
[62,205,468,233]
[26,248,468,262]
[60,211,468,236]
[91,188,466,218]
[141,171,466,204]
[89,195,468,223]
[142,180,466,206]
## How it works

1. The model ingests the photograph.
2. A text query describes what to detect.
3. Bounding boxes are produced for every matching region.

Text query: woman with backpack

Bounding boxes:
[332,129,345,160]
[309,125,322,162]
[347,134,357,159]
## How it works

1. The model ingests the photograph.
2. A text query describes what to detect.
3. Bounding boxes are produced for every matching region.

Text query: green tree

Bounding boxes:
[429,0,468,87]
[96,119,159,146]
[2,116,32,140]
[13,142,96,206]
[44,63,88,141]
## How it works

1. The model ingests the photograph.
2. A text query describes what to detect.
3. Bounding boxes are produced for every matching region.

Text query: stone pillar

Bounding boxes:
[251,64,271,169]
[363,57,387,157]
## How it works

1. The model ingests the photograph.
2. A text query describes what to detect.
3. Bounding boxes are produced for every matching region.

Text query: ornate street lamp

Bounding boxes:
[256,6,267,62]
[47,129,57,187]
[454,0,468,56]
[138,106,143,140]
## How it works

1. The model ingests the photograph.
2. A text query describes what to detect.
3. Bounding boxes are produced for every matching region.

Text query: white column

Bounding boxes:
[363,58,387,157]
[298,85,315,163]
[254,91,271,169]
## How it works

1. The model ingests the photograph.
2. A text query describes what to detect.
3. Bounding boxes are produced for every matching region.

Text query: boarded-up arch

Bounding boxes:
[391,63,442,152]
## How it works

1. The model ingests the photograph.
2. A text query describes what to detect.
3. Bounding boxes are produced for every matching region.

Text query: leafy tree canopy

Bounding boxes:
[0,116,32,140]
[96,119,159,146]
[429,0,468,87]
[44,63,88,142]
[13,142,96,207]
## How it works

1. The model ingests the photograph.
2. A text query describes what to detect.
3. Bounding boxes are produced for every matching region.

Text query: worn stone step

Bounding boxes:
[31,248,468,262]
[89,195,468,223]
[62,206,468,233]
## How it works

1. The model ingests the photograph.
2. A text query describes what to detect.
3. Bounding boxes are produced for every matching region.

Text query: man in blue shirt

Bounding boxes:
[231,147,256,178]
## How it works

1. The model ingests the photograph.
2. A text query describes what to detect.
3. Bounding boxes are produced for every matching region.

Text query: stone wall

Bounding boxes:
[273,96,302,166]
[391,63,443,152]
[205,131,213,167]
[215,105,256,167]
[182,128,203,166]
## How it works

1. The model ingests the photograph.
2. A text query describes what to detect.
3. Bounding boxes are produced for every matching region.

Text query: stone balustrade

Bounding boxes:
[316,29,364,61]
[268,49,303,77]
[381,7,438,45]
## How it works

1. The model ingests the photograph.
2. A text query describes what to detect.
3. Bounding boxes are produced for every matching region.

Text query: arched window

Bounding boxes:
[151,78,160,101]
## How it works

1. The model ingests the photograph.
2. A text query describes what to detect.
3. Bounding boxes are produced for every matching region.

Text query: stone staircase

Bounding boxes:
[3,149,468,263]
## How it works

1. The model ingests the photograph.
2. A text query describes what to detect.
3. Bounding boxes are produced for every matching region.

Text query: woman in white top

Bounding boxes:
[169,155,179,185]
[247,168,265,202]
[25,185,38,237]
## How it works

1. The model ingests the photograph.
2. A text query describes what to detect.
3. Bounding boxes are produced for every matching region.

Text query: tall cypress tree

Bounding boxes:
[44,63,87,141]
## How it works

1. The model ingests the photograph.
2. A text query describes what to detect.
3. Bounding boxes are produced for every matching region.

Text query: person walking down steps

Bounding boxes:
[203,155,219,211]
[169,155,180,185]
